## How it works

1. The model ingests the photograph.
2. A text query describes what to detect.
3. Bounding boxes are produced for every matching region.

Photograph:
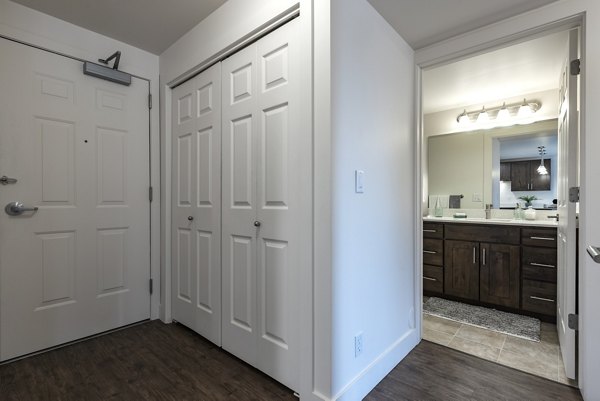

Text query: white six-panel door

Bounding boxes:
[0,39,150,361]
[222,18,306,391]
[557,28,579,379]
[171,64,222,345]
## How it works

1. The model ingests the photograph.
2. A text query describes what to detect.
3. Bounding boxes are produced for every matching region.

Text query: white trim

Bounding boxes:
[332,330,420,401]
[167,4,300,88]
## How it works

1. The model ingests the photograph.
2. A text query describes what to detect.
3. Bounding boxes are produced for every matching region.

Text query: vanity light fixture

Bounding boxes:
[537,146,548,175]
[455,99,541,127]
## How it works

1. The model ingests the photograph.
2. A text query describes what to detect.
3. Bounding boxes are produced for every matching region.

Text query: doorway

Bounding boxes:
[0,37,152,361]
[419,26,579,386]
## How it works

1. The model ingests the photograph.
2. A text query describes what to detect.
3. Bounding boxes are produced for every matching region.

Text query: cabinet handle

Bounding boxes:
[423,276,437,282]
[482,248,486,265]
[423,250,437,254]
[530,262,556,268]
[530,295,555,303]
[530,236,555,241]
[473,247,476,264]
[423,229,437,233]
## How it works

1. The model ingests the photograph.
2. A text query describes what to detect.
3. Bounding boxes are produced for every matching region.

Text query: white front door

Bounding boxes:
[221,18,307,391]
[171,64,222,345]
[556,28,579,379]
[0,39,150,361]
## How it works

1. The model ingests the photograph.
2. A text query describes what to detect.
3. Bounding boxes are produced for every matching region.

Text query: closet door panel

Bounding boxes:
[221,44,258,366]
[255,19,304,391]
[171,63,222,345]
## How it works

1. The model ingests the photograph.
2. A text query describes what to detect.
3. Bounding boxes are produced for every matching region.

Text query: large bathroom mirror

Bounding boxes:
[426,119,558,209]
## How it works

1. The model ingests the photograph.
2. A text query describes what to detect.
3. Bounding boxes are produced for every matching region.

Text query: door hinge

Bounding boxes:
[569,186,580,203]
[568,313,578,330]
[148,93,153,109]
[149,186,153,202]
[149,278,153,295]
[570,59,581,76]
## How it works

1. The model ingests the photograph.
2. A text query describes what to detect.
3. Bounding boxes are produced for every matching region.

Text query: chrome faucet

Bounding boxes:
[485,204,492,219]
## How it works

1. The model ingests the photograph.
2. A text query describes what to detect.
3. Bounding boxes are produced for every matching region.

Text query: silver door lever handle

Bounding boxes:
[5,201,38,216]
[587,246,600,263]
[0,176,18,185]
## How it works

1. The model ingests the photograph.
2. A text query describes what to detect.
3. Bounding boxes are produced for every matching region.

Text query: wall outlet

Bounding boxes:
[472,192,482,202]
[354,332,363,357]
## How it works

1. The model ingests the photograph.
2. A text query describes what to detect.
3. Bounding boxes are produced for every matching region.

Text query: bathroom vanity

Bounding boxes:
[423,217,558,321]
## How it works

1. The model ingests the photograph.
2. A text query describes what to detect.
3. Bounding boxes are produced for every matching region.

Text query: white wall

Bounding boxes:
[0,0,162,319]
[330,0,418,399]
[416,1,600,398]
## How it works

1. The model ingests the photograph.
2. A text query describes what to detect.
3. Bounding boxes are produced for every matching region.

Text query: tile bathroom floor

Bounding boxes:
[422,312,577,386]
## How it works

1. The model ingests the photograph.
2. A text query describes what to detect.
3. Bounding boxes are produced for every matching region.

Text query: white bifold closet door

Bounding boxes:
[171,64,222,345]
[221,18,306,391]
[171,18,307,391]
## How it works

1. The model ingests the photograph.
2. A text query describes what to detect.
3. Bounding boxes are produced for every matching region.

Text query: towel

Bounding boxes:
[429,195,450,208]
[449,195,462,209]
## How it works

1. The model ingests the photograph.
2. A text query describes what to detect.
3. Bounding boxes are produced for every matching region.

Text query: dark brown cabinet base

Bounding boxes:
[423,221,558,321]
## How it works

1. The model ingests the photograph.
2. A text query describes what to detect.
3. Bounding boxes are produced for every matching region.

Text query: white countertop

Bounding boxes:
[423,216,558,228]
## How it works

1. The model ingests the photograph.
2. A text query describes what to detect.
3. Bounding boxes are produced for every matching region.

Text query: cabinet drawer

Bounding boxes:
[445,224,520,244]
[423,265,443,294]
[423,222,443,239]
[521,227,557,248]
[522,279,557,316]
[423,238,443,266]
[522,246,557,283]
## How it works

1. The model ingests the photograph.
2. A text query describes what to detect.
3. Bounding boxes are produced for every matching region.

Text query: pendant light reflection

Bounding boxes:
[537,146,548,175]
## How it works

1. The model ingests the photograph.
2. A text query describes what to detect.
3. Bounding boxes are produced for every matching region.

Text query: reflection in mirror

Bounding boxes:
[427,119,558,210]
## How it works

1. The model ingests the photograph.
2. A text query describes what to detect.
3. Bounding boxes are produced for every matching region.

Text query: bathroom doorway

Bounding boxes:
[419,25,580,386]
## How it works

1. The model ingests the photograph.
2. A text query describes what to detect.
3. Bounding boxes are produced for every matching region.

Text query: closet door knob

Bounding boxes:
[254,221,261,227]
[187,216,194,221]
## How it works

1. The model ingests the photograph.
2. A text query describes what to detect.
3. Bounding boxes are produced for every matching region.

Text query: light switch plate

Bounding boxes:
[355,170,364,193]
[472,193,482,202]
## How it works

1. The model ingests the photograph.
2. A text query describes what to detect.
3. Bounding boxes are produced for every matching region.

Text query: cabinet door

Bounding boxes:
[500,162,511,181]
[444,240,479,300]
[510,161,530,190]
[479,243,520,308]
[530,159,551,190]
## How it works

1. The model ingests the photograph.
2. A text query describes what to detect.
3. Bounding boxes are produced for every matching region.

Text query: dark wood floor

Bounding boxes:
[1,321,583,401]
[365,340,582,401]
[0,321,296,400]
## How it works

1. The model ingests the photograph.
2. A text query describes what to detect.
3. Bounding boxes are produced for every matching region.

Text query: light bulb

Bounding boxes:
[496,103,510,121]
[537,165,548,175]
[518,99,533,118]
[477,108,489,123]
[457,110,470,125]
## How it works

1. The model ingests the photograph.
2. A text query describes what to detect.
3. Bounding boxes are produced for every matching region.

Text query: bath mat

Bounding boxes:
[424,297,541,342]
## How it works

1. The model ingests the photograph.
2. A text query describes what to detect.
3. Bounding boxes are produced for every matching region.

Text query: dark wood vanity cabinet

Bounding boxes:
[444,240,479,300]
[423,222,444,295]
[444,224,520,306]
[479,243,520,308]
[424,221,557,319]
[500,162,511,181]
[520,227,557,317]
[506,159,551,191]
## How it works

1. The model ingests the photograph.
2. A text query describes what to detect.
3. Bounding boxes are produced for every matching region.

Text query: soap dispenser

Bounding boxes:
[434,196,443,217]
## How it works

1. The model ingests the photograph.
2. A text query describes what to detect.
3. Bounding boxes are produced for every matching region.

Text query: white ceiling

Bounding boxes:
[367,0,559,50]
[10,0,227,55]
[422,30,568,114]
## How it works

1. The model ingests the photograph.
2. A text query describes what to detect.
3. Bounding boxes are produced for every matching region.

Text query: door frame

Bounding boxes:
[414,13,584,382]
[0,33,159,331]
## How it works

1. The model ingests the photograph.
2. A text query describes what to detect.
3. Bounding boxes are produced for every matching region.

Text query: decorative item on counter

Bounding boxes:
[434,196,443,217]
[523,206,537,220]
[453,212,467,219]
[518,195,539,208]
[514,203,523,220]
